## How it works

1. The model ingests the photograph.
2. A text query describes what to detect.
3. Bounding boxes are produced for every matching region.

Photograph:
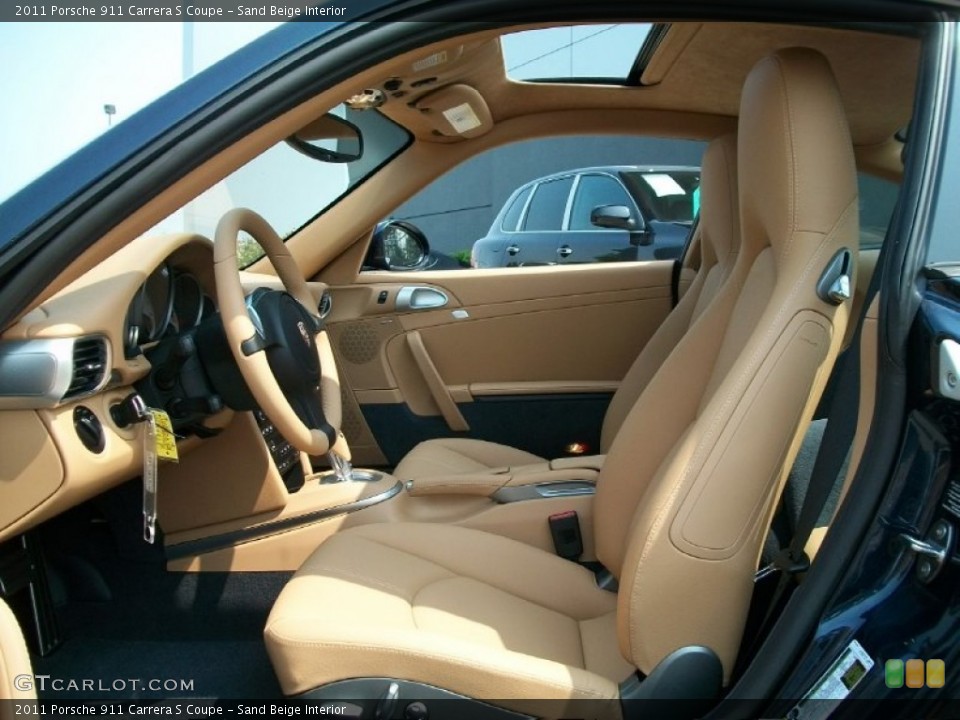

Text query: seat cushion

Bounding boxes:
[264,523,633,707]
[393,438,545,480]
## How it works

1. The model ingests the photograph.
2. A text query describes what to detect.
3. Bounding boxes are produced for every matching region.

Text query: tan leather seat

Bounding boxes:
[0,599,35,715]
[266,48,858,709]
[394,133,741,481]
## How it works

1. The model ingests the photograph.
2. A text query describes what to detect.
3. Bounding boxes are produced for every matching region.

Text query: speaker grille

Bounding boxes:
[340,385,364,439]
[337,323,380,365]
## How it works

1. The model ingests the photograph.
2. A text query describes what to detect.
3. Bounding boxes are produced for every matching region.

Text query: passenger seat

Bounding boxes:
[394,133,741,480]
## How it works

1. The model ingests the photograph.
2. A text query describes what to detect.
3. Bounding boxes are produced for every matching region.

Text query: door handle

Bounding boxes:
[506,244,520,256]
[396,286,448,311]
[557,245,573,258]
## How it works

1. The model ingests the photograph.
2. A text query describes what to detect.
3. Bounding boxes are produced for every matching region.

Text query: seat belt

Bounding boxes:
[742,244,884,664]
[671,213,700,308]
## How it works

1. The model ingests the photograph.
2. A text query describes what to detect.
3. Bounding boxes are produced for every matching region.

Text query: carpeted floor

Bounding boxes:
[28,481,290,700]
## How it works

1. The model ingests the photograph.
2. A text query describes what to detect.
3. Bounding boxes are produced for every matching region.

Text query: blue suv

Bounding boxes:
[471,165,700,267]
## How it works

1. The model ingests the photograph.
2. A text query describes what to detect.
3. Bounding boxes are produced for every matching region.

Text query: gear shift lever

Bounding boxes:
[326,432,354,482]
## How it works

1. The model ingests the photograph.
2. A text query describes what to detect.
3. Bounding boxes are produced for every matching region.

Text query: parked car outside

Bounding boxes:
[471,165,699,267]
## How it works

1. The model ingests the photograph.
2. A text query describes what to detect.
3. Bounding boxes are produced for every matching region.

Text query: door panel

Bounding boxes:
[327,261,675,465]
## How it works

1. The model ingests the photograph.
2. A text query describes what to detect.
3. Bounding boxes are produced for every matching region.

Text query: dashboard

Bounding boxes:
[0,234,229,541]
[0,231,325,543]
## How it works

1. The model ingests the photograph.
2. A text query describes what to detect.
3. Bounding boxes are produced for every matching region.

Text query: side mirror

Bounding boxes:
[590,204,637,230]
[590,205,653,246]
[285,112,363,163]
[365,220,430,271]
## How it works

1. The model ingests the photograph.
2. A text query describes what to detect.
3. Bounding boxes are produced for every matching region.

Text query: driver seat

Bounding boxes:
[265,48,858,712]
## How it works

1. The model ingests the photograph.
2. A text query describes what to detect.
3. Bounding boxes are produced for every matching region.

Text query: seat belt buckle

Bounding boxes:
[548,511,583,561]
[755,548,810,582]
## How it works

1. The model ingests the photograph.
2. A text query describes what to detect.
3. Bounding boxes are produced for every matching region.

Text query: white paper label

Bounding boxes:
[789,639,875,720]
[442,103,482,134]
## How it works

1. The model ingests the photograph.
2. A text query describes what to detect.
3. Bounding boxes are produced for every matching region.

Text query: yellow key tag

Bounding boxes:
[148,409,179,463]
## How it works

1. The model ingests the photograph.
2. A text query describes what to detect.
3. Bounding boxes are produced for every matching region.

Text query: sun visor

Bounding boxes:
[412,84,493,139]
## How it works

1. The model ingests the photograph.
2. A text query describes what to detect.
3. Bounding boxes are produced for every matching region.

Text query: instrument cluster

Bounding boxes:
[124,263,215,357]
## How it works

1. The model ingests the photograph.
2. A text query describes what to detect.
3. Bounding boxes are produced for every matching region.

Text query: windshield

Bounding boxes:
[621,169,701,224]
[155,105,410,266]
[1,22,287,204]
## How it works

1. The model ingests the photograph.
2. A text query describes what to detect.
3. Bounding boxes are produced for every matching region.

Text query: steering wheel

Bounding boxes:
[214,208,341,455]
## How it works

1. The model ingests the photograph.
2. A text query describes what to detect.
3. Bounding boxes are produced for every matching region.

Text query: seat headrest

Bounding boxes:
[699,133,739,267]
[739,48,857,258]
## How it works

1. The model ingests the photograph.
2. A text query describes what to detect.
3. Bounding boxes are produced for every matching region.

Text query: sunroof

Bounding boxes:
[501,24,653,82]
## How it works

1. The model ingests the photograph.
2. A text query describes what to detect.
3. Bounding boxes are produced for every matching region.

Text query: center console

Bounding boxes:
[253,407,305,492]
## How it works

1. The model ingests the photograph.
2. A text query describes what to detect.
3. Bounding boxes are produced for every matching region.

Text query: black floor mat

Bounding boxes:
[25,482,291,700]
[33,639,281,699]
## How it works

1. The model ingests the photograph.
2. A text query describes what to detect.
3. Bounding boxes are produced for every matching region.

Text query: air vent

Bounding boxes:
[65,337,108,400]
[318,292,333,320]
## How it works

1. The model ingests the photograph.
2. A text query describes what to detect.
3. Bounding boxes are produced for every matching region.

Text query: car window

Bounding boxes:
[501,185,534,232]
[858,173,899,248]
[569,174,635,230]
[154,104,410,267]
[523,177,575,231]
[621,170,701,223]
[368,134,706,271]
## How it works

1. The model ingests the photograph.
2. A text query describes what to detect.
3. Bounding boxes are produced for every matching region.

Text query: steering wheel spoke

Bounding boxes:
[290,392,337,447]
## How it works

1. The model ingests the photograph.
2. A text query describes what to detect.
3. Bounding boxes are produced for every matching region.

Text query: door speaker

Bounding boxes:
[337,323,380,365]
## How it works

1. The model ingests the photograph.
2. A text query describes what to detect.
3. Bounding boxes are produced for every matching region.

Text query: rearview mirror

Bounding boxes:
[365,220,430,271]
[285,112,363,163]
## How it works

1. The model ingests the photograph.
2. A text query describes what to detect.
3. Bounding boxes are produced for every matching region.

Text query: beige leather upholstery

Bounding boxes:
[266,523,632,710]
[0,598,35,709]
[394,437,544,479]
[601,133,740,450]
[266,48,857,702]
[601,47,856,677]
[394,132,741,482]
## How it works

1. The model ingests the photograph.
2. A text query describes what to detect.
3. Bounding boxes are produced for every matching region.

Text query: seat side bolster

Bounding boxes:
[0,599,35,706]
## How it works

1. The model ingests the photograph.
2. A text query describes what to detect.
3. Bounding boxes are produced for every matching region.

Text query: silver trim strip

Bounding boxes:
[0,334,111,410]
[165,481,404,559]
[493,481,596,504]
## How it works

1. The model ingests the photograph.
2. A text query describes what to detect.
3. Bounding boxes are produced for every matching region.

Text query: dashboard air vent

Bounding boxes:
[318,291,333,320]
[65,337,108,400]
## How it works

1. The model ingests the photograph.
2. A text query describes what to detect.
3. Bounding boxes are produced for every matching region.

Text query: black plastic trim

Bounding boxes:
[296,678,533,719]
[621,646,722,716]
[240,332,267,356]
[628,22,672,85]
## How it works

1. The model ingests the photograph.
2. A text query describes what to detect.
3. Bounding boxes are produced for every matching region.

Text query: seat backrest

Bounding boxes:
[601,134,740,451]
[594,48,858,681]
[0,598,35,714]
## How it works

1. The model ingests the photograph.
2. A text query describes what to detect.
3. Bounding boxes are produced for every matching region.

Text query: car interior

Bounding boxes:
[0,19,922,718]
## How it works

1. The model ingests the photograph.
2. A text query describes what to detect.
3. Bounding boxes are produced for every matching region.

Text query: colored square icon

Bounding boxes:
[927,659,945,688]
[885,659,904,688]
[906,659,925,688]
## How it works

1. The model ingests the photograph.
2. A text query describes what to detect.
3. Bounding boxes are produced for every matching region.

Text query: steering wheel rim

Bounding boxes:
[214,207,341,456]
